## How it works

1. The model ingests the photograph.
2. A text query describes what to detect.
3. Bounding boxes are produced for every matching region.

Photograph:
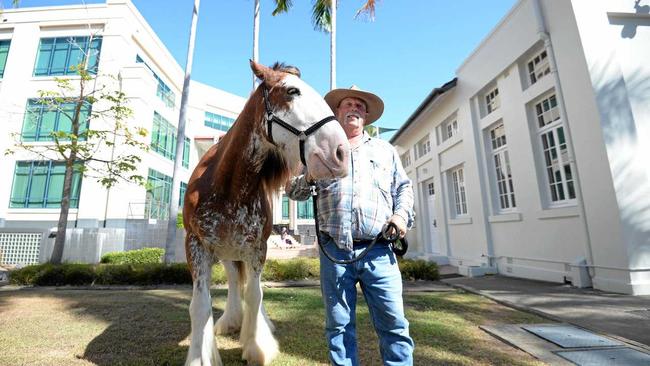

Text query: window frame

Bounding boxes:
[0,39,10,78]
[33,36,102,77]
[484,87,500,115]
[9,160,83,209]
[415,135,431,160]
[488,122,516,212]
[533,93,576,206]
[450,166,468,216]
[527,49,550,85]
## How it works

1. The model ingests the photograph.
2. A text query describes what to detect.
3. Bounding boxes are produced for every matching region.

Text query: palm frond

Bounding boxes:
[271,0,293,16]
[311,0,333,32]
[354,0,377,21]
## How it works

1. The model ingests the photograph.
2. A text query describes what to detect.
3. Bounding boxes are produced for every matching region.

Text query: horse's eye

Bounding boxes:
[287,87,301,96]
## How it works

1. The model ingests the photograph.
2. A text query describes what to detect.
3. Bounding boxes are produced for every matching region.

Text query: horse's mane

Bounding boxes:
[255,62,303,194]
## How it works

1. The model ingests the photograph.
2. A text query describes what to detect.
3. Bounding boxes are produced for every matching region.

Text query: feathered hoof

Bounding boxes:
[214,313,242,335]
[241,335,279,366]
[184,349,222,366]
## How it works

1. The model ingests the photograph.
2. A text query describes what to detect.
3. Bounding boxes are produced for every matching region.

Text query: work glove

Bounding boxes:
[383,214,407,239]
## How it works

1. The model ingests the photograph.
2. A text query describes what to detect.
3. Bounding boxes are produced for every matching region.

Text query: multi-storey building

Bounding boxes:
[0,0,248,263]
[392,0,650,295]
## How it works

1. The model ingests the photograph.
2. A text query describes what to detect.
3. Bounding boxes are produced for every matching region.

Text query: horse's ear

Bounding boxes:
[250,60,271,82]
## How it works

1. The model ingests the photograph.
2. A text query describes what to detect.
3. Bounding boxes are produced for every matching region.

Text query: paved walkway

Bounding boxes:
[441,275,650,350]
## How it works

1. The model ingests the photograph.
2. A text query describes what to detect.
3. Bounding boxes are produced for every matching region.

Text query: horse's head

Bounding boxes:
[251,61,349,180]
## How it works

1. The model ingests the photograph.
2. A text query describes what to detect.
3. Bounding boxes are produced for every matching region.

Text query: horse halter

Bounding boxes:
[263,86,338,166]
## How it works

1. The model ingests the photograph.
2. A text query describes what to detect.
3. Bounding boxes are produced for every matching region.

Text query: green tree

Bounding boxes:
[273,0,378,90]
[5,36,149,264]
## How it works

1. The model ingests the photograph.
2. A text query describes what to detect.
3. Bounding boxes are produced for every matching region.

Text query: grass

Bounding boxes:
[0,286,546,365]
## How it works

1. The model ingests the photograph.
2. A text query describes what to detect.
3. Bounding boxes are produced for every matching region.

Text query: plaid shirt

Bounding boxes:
[286,133,414,251]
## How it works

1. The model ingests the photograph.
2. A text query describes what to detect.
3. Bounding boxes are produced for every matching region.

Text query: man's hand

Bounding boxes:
[383,214,407,239]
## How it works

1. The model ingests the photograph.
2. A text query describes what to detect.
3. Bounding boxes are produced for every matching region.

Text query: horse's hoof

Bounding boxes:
[242,336,279,366]
[215,315,241,335]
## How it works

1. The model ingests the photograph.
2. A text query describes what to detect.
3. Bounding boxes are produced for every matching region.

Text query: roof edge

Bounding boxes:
[390,78,457,144]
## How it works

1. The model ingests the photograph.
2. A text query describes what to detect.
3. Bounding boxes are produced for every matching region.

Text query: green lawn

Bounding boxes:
[0,286,546,365]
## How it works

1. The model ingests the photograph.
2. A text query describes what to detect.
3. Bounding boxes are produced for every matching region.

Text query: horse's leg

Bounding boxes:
[215,260,244,334]
[185,236,221,366]
[240,260,279,365]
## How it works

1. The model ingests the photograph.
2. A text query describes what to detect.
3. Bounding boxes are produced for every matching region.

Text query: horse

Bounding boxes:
[182,61,350,366]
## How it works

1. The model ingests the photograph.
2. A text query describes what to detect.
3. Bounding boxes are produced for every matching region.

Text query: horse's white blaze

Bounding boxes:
[272,74,349,178]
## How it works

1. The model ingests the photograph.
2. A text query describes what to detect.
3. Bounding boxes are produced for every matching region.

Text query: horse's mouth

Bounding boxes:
[314,153,345,178]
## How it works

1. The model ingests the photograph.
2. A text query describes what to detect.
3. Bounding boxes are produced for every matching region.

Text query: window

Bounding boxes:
[534,94,575,204]
[297,199,314,219]
[451,167,467,216]
[527,49,550,85]
[427,182,435,196]
[21,99,91,142]
[489,123,516,211]
[205,111,236,132]
[150,112,190,167]
[535,94,560,128]
[183,138,190,169]
[443,120,458,141]
[34,36,102,76]
[0,40,10,78]
[400,151,411,168]
[415,135,431,160]
[146,169,172,219]
[136,55,175,108]
[10,161,83,208]
[179,182,187,208]
[282,195,290,220]
[485,87,500,114]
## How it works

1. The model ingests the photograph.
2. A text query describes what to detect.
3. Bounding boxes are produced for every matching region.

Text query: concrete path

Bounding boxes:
[442,275,650,349]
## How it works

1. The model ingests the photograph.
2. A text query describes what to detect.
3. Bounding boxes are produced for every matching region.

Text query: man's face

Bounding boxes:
[336,97,367,138]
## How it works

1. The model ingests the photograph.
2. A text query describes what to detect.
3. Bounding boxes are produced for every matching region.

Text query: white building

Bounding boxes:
[391,0,650,295]
[0,0,248,263]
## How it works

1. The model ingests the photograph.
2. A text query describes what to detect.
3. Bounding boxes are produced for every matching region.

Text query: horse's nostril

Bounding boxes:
[336,146,344,162]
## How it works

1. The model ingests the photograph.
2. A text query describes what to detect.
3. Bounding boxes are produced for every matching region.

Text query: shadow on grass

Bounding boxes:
[0,286,544,365]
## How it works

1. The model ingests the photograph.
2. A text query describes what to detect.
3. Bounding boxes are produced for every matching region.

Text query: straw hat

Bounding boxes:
[324,85,384,125]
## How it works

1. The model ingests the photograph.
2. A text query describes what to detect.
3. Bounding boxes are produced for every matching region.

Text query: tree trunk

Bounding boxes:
[330,0,336,90]
[165,0,200,264]
[50,158,75,264]
[252,0,260,91]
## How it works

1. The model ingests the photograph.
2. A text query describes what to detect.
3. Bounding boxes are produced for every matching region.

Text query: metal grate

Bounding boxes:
[522,324,623,348]
[557,348,650,365]
[0,233,42,265]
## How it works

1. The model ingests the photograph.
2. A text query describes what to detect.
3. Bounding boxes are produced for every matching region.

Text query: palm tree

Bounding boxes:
[164,0,200,264]
[252,0,260,90]
[273,0,378,90]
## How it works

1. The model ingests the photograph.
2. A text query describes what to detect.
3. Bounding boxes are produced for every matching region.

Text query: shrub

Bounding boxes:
[262,258,320,281]
[398,259,439,281]
[10,263,96,286]
[100,247,164,265]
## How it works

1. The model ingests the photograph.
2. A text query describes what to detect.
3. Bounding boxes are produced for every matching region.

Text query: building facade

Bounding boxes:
[0,0,248,264]
[392,0,650,295]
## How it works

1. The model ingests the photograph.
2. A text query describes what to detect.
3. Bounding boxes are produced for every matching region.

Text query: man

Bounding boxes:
[286,86,415,366]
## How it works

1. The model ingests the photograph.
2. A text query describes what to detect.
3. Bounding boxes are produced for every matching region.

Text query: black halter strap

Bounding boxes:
[263,86,337,166]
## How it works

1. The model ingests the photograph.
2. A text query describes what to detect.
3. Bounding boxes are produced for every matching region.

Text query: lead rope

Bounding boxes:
[310,184,408,265]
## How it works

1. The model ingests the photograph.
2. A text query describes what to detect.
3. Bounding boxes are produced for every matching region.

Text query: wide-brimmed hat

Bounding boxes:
[324,85,384,125]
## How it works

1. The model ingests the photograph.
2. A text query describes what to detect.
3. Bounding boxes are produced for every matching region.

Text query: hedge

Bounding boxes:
[9,258,438,286]
[100,247,164,265]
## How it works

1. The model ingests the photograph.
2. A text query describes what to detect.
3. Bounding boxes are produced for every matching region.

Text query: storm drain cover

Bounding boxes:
[522,324,623,348]
[556,348,650,365]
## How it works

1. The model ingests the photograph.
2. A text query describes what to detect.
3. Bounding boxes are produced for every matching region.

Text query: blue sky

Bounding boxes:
[11,0,517,137]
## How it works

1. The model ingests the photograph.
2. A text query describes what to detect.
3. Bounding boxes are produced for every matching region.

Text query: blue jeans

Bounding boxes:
[319,235,414,366]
